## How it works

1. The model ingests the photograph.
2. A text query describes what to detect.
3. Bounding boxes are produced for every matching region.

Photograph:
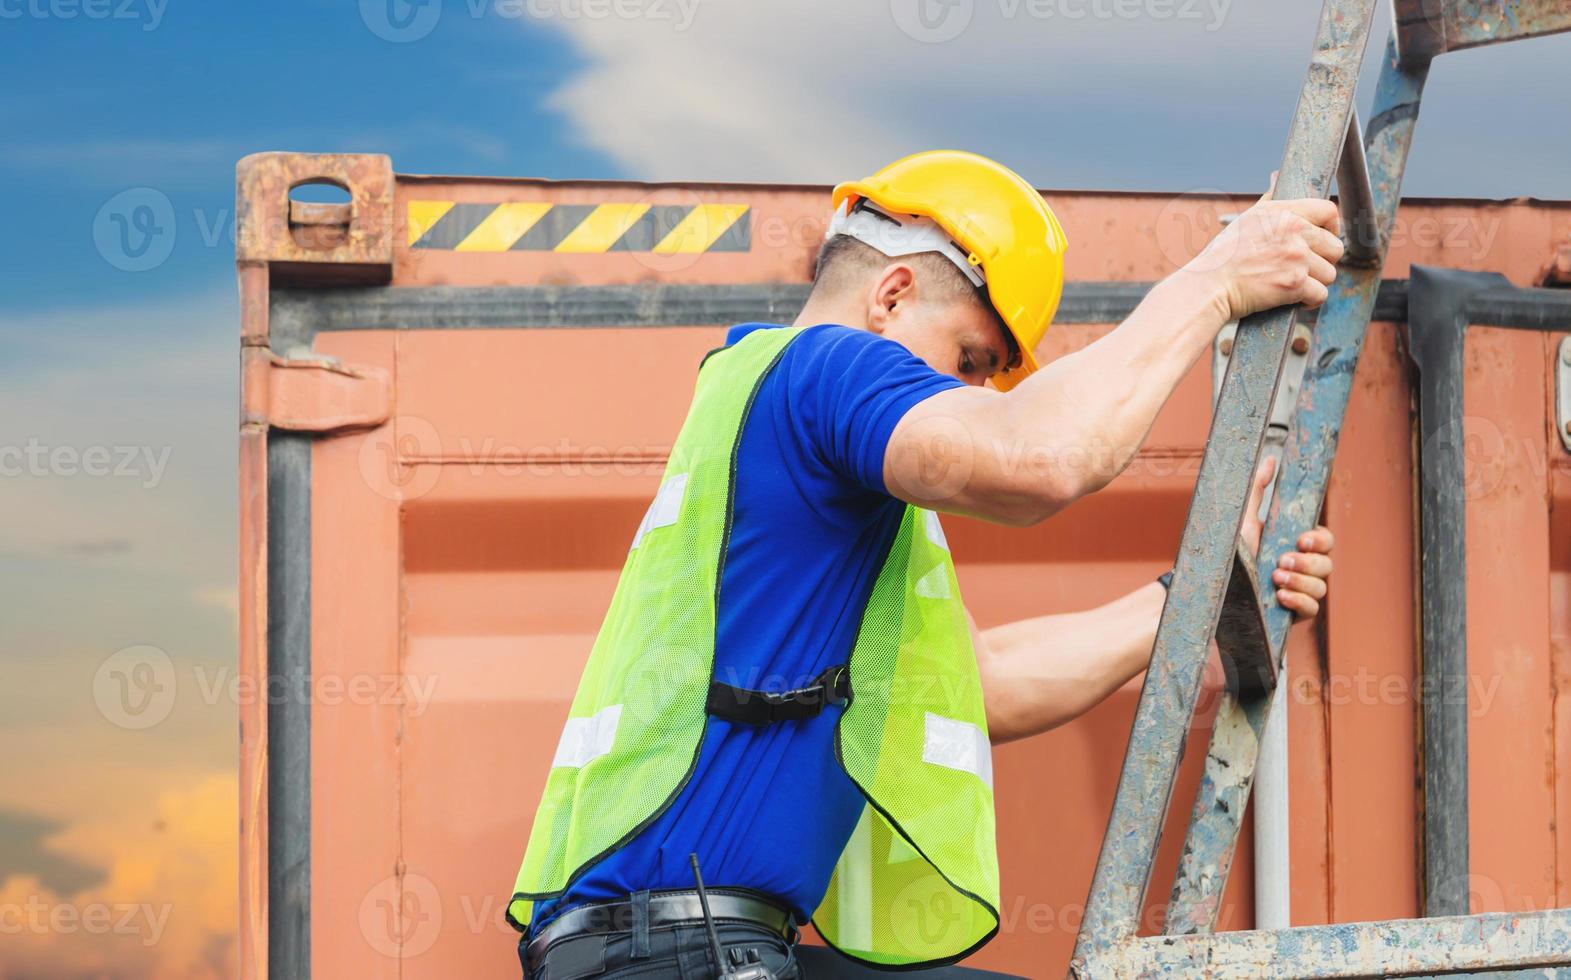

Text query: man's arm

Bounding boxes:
[975,581,1166,744]
[883,194,1344,525]
[977,461,1336,743]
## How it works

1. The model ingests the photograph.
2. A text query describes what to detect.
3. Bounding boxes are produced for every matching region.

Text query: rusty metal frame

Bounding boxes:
[1085,906,1571,977]
[1073,0,1382,966]
[264,280,1409,344]
[264,432,311,980]
[1393,0,1571,65]
[237,151,397,980]
[1072,1,1571,977]
[1060,270,1571,980]
[1405,267,1571,917]
[1160,24,1436,942]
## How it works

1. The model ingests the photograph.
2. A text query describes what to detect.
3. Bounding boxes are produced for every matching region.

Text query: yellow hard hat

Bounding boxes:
[832,150,1068,391]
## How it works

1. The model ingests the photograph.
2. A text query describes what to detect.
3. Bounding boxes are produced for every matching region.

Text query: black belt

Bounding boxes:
[705,664,852,726]
[525,889,795,973]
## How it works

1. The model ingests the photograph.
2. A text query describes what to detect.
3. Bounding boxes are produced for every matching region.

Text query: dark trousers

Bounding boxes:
[524,920,800,979]
[522,923,1025,979]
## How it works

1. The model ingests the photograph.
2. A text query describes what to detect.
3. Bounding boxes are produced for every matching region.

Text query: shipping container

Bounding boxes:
[236,152,1571,978]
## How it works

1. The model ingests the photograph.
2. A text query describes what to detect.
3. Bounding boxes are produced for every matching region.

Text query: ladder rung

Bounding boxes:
[1394,0,1571,66]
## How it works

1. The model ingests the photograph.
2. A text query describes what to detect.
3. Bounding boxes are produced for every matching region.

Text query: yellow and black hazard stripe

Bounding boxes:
[407,201,751,253]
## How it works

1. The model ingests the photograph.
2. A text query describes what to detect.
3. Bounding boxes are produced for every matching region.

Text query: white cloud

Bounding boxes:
[524,3,1571,198]
[525,0,1324,185]
[0,774,237,980]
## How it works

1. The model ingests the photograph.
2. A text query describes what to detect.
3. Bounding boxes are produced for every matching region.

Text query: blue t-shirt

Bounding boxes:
[532,323,964,929]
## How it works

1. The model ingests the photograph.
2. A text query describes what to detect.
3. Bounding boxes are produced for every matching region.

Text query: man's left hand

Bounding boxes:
[1240,458,1334,620]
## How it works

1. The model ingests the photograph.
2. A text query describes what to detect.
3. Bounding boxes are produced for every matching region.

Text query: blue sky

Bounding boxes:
[1,2,613,318]
[1,6,634,974]
[5,2,1570,322]
[0,2,1567,975]
[4,2,1568,322]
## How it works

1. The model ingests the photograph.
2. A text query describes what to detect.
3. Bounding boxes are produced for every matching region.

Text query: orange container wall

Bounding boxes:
[237,166,1571,979]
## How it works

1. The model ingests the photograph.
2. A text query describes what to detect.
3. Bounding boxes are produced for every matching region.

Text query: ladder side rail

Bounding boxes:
[1068,1,1379,969]
[1101,904,1571,977]
[1162,35,1433,935]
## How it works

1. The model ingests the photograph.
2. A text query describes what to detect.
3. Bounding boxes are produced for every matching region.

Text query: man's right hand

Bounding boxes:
[1186,186,1346,321]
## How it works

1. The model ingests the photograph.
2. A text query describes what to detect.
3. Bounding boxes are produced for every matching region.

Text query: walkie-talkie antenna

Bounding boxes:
[690,853,730,976]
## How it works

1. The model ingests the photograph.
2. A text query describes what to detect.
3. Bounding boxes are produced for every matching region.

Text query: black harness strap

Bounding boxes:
[705,664,852,726]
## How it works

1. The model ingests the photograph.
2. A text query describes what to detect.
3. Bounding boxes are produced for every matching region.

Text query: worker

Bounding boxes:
[506,151,1339,979]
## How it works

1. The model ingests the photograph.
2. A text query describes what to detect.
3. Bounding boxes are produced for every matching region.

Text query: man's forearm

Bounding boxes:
[997,269,1231,504]
[976,583,1165,743]
[884,193,1344,527]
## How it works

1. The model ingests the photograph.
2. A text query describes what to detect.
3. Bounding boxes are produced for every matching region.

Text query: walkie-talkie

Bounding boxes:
[689,853,780,980]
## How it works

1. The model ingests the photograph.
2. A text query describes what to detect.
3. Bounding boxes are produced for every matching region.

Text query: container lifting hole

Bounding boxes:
[288,178,353,252]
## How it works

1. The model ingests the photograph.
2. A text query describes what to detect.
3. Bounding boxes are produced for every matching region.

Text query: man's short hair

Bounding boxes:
[812,234,983,306]
[810,235,1017,363]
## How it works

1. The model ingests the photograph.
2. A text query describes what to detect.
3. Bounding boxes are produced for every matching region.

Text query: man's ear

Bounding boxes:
[866,263,917,336]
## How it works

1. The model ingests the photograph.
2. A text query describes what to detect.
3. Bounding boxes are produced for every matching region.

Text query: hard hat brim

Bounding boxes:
[987,342,1039,392]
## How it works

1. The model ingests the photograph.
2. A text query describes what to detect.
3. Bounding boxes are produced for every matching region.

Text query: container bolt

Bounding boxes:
[1220,337,1234,356]
[1291,335,1311,355]
[1562,343,1571,366]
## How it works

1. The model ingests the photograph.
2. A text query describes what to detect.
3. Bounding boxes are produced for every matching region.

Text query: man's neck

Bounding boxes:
[791,294,865,331]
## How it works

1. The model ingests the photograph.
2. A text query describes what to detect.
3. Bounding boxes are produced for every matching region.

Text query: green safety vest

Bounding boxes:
[507,326,1000,968]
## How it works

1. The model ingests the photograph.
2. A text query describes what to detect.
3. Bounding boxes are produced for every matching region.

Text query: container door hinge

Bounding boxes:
[1557,336,1571,453]
[1214,320,1315,453]
[242,347,391,434]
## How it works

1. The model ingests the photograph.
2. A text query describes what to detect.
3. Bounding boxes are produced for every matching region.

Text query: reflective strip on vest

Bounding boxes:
[913,564,951,599]
[551,704,623,769]
[630,472,688,551]
[921,712,993,789]
[914,511,954,599]
[923,509,949,551]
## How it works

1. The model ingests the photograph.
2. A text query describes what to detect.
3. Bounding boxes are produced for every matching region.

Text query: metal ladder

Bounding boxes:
[1068,1,1571,976]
